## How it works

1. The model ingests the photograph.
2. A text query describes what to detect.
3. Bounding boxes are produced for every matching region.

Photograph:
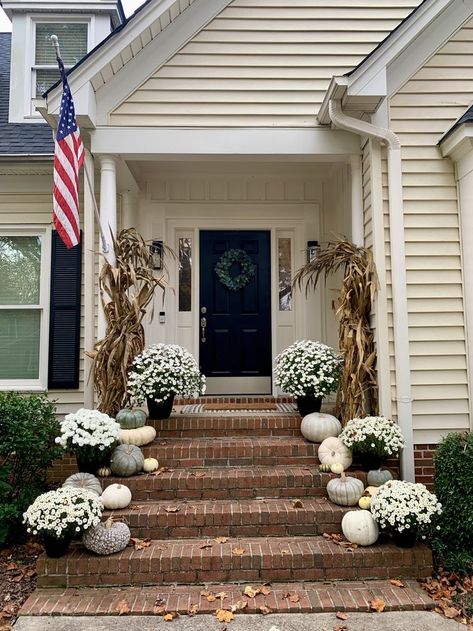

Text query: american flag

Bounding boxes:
[53,57,84,249]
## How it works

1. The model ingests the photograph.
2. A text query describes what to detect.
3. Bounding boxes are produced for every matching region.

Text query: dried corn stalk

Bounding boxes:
[89,228,168,415]
[293,238,378,423]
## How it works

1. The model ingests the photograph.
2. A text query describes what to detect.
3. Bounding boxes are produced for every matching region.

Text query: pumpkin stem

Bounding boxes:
[104,516,114,529]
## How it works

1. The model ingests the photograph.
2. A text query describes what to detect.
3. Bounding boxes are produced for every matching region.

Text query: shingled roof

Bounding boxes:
[0,33,54,156]
[440,105,473,144]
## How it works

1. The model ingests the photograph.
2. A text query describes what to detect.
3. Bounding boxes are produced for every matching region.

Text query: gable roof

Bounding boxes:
[440,104,473,143]
[0,33,53,156]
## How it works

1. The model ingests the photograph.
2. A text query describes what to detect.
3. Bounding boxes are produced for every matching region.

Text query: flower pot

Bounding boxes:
[357,453,386,472]
[75,450,111,474]
[147,395,174,420]
[43,534,71,558]
[296,395,322,417]
[392,529,417,548]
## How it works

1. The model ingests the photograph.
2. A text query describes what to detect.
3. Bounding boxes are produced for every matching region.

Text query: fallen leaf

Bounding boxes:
[259,584,271,596]
[153,605,166,616]
[165,506,180,513]
[216,592,229,600]
[389,579,406,588]
[260,605,272,615]
[215,609,234,623]
[25,541,43,555]
[200,542,213,549]
[231,600,248,612]
[129,538,151,550]
[334,625,348,631]
[5,563,18,572]
[214,536,229,544]
[115,600,130,616]
[281,549,290,554]
[292,499,304,508]
[288,594,301,603]
[443,606,462,619]
[129,505,144,510]
[336,611,348,620]
[188,603,199,616]
[163,612,178,621]
[369,598,386,613]
[200,591,217,603]
[191,472,206,478]
[243,586,259,598]
[232,547,245,556]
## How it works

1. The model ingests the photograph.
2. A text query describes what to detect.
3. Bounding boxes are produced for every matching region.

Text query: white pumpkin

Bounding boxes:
[327,473,364,506]
[300,413,342,443]
[342,510,379,546]
[101,483,132,510]
[143,457,159,473]
[364,486,379,497]
[318,437,352,471]
[119,425,156,447]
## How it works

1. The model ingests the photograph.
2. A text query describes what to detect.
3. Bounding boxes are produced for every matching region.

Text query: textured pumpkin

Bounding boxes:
[97,466,112,478]
[358,496,372,510]
[318,463,332,473]
[318,437,352,471]
[119,425,156,447]
[300,413,341,443]
[143,457,159,473]
[101,483,132,510]
[110,444,144,477]
[63,472,102,496]
[342,510,378,546]
[83,517,131,555]
[116,408,147,429]
[327,473,364,506]
[367,468,393,487]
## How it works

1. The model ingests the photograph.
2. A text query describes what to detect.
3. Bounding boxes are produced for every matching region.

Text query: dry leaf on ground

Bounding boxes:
[260,605,272,615]
[115,600,130,615]
[334,625,349,631]
[129,538,151,550]
[231,600,248,612]
[389,579,406,588]
[164,506,180,513]
[216,609,234,623]
[163,612,178,621]
[188,603,199,616]
[259,584,271,596]
[292,499,304,508]
[232,547,246,556]
[190,472,206,478]
[201,591,217,603]
[216,592,229,600]
[336,611,348,620]
[214,536,229,544]
[200,542,213,549]
[243,585,259,598]
[369,598,386,613]
[288,594,301,603]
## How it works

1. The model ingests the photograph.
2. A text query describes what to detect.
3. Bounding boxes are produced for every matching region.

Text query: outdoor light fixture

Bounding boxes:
[150,240,163,270]
[306,240,321,263]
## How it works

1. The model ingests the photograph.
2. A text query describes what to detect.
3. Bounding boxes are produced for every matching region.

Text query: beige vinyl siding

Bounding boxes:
[388,19,473,443]
[110,0,421,127]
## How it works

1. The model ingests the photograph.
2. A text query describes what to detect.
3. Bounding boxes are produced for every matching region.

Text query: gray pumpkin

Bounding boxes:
[63,472,102,496]
[110,444,144,477]
[116,408,147,429]
[83,517,130,555]
[367,468,393,487]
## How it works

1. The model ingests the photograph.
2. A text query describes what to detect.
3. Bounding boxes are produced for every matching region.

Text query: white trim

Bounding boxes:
[0,225,51,391]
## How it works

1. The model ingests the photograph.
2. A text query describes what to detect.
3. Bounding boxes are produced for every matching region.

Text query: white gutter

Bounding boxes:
[328,99,415,482]
[349,154,364,247]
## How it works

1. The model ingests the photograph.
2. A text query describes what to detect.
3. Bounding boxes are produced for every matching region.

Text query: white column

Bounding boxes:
[83,149,95,409]
[98,155,117,340]
[121,192,138,230]
[349,154,364,247]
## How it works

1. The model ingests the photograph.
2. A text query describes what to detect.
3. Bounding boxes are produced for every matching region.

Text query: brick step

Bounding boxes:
[37,536,433,588]
[104,497,352,539]
[151,414,302,438]
[21,580,435,617]
[142,436,320,467]
[174,396,295,405]
[101,466,368,501]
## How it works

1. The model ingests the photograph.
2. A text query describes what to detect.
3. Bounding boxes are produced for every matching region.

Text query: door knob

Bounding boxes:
[201,306,207,314]
[200,316,207,343]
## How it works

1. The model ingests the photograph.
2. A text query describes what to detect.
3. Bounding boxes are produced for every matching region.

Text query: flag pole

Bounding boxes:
[50,35,109,254]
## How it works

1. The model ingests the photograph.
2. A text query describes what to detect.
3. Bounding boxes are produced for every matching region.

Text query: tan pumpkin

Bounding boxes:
[327,472,364,506]
[318,437,352,471]
[300,413,342,443]
[330,463,344,475]
[364,486,379,497]
[342,510,378,546]
[119,425,156,447]
[101,483,132,510]
[143,457,159,473]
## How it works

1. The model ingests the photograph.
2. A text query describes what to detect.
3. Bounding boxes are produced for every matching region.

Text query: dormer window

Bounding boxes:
[33,21,88,99]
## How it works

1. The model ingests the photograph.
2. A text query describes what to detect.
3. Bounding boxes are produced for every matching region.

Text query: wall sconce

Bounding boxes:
[307,240,321,263]
[150,240,163,270]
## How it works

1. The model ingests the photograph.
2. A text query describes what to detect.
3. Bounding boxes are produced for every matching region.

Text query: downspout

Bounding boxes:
[328,99,415,482]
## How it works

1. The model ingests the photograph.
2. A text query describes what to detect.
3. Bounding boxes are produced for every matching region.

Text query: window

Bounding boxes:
[278,237,292,311]
[33,22,88,97]
[178,238,192,312]
[0,232,49,388]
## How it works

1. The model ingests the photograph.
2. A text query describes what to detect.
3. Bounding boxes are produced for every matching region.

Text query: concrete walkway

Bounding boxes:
[14,612,459,630]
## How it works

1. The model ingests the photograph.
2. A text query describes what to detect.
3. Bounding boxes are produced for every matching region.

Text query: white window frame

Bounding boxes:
[0,226,51,391]
[27,15,93,117]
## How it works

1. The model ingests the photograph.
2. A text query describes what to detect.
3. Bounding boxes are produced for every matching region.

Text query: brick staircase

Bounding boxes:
[21,398,435,618]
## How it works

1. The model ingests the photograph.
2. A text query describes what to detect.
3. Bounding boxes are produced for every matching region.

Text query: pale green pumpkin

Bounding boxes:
[116,408,147,429]
[110,444,144,477]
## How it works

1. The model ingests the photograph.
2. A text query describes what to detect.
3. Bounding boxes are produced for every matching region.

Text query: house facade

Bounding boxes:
[1,0,473,482]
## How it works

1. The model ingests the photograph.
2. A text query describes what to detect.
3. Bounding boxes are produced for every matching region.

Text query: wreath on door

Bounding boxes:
[214,248,256,292]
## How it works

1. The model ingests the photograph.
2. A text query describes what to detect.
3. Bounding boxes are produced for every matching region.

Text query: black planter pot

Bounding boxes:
[358,454,386,472]
[147,395,175,420]
[296,395,323,417]
[392,529,417,548]
[75,450,111,474]
[43,534,71,558]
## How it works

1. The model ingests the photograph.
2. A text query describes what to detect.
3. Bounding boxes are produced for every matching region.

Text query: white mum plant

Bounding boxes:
[56,408,120,453]
[23,487,103,539]
[371,480,442,537]
[128,343,206,404]
[339,416,405,459]
[274,340,342,398]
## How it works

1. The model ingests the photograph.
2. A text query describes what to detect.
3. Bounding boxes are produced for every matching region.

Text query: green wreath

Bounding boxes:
[214,248,256,292]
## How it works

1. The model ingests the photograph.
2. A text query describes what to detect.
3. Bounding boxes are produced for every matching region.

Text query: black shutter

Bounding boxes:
[48,230,82,389]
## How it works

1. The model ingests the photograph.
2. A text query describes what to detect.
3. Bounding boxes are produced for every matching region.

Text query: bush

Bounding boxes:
[433,431,473,572]
[0,392,61,545]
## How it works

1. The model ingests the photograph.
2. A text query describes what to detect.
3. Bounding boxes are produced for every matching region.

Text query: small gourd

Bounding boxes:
[83,516,131,555]
[327,472,364,506]
[330,463,344,475]
[101,483,132,510]
[300,413,342,443]
[318,437,352,471]
[367,468,393,487]
[116,408,147,429]
[63,472,102,496]
[318,463,332,473]
[97,466,112,478]
[143,457,159,473]
[358,496,372,510]
[119,426,156,447]
[342,510,379,546]
[111,444,144,477]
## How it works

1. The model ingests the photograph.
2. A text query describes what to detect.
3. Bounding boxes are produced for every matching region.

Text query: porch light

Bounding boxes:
[150,240,163,270]
[307,240,321,263]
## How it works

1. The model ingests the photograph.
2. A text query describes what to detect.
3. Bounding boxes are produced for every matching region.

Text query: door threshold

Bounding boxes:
[205,376,272,395]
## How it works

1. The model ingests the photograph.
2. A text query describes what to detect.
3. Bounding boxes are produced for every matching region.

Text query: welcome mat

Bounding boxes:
[179,402,297,414]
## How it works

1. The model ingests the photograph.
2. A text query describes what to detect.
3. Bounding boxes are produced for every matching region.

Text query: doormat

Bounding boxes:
[179,402,297,414]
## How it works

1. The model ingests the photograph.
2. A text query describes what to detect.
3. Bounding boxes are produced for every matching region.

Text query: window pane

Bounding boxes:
[278,237,292,311]
[0,236,41,305]
[35,68,61,97]
[178,238,192,312]
[0,310,40,379]
[35,22,88,65]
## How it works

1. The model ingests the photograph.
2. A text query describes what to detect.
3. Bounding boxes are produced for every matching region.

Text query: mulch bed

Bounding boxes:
[420,571,473,627]
[0,540,43,629]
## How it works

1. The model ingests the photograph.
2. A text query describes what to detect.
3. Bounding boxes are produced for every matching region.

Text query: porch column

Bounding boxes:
[98,155,117,340]
[121,192,138,230]
[349,154,364,247]
[83,149,95,409]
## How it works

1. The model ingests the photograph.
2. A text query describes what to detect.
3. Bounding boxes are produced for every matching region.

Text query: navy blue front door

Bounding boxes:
[199,230,271,383]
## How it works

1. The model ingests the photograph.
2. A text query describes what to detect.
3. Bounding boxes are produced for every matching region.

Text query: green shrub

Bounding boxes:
[0,392,61,545]
[433,431,473,573]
